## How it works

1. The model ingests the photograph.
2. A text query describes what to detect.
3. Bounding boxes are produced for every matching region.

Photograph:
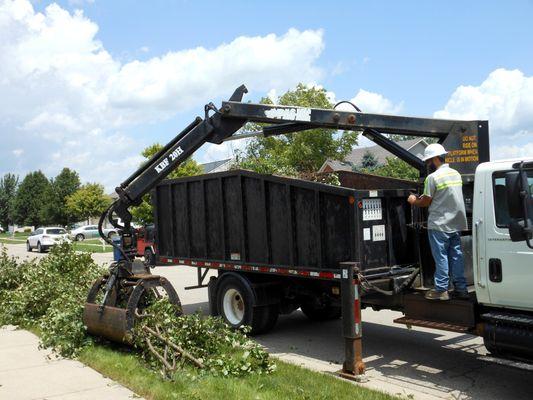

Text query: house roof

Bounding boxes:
[200,158,232,174]
[319,138,427,172]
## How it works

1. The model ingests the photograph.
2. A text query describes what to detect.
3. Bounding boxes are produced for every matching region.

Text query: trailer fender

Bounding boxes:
[210,272,279,334]
[208,272,280,312]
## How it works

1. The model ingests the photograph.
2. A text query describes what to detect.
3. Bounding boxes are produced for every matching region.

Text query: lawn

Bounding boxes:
[0,233,112,253]
[79,344,393,400]
[72,238,113,253]
[0,232,28,244]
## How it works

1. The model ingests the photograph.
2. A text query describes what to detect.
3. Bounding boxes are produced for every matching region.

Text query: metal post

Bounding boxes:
[339,261,366,381]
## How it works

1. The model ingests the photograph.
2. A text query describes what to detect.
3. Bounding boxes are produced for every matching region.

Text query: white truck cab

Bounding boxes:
[473,159,533,312]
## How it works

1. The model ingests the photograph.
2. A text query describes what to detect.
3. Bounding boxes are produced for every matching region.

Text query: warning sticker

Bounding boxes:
[372,225,386,241]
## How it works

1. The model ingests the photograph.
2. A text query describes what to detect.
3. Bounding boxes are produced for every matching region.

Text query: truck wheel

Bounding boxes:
[483,337,500,356]
[216,275,277,334]
[26,241,32,252]
[301,302,341,321]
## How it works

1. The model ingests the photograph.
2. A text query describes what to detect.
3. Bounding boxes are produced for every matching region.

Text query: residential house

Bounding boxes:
[319,138,429,173]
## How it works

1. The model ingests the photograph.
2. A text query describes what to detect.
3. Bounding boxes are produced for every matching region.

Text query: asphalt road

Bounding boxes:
[3,243,532,400]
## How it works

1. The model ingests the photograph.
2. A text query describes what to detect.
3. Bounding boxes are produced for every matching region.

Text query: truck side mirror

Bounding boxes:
[505,169,533,246]
[505,171,527,218]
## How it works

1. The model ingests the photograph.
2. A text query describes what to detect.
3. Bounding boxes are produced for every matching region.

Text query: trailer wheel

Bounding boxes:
[216,274,277,334]
[301,302,341,321]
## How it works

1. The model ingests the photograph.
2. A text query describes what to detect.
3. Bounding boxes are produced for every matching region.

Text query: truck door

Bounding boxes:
[483,168,533,311]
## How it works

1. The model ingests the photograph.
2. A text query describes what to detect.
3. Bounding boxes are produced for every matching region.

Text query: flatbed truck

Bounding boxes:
[83,85,533,377]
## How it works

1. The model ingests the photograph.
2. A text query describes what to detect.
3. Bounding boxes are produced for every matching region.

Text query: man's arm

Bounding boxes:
[407,175,434,208]
[408,194,432,208]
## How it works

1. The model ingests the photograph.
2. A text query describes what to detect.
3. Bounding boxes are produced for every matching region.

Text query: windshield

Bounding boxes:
[46,228,67,235]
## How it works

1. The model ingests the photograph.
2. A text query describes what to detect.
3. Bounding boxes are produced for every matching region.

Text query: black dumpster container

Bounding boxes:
[153,170,416,275]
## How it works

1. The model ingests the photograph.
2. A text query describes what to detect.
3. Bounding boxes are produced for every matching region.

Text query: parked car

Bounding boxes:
[27,227,70,253]
[70,225,118,241]
[136,223,156,265]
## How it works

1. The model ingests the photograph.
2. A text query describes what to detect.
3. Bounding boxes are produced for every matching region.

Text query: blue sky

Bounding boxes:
[52,0,533,114]
[2,0,533,189]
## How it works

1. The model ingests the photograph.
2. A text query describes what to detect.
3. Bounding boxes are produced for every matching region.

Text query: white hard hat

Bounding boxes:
[422,143,447,161]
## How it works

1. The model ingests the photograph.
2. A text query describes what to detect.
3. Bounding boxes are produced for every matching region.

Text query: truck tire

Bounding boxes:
[216,274,278,335]
[301,302,341,321]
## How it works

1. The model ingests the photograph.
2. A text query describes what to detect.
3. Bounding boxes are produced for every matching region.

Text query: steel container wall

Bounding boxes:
[153,170,416,273]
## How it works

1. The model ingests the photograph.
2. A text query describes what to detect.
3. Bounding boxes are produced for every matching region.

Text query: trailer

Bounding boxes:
[83,85,533,379]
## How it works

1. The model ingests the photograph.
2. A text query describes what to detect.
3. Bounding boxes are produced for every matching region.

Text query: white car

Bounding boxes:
[27,227,71,253]
[70,225,117,241]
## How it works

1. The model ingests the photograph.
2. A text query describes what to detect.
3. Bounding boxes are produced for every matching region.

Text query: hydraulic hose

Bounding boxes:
[98,201,130,262]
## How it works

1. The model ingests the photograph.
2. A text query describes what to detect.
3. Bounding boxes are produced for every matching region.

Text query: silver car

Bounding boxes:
[70,225,117,241]
[27,227,71,253]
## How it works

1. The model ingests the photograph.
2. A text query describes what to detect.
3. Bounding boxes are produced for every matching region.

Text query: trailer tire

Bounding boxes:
[216,274,276,335]
[301,302,341,321]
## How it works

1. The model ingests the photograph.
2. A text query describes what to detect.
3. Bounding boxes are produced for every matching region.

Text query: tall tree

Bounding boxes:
[372,157,419,181]
[40,168,81,226]
[359,150,379,171]
[0,173,19,230]
[66,183,112,224]
[130,144,203,224]
[235,84,358,177]
[13,171,50,227]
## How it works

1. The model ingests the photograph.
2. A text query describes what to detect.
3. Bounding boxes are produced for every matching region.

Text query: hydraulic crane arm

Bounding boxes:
[102,84,489,261]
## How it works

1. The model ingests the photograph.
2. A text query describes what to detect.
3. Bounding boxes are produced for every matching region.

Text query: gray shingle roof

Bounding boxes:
[200,158,232,173]
[320,138,427,172]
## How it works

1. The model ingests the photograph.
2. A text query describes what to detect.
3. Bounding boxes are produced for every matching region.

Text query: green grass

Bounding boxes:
[0,233,112,253]
[0,238,26,244]
[79,344,394,400]
[0,232,29,244]
[2,231,31,237]
[72,241,113,253]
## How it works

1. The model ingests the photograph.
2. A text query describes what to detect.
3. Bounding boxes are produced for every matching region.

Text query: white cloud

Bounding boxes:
[434,68,533,160]
[330,89,403,115]
[0,0,325,190]
[349,89,403,114]
[12,149,23,157]
[328,89,402,148]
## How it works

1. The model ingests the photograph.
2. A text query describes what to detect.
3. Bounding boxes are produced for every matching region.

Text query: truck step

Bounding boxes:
[394,316,472,333]
[481,312,533,328]
[403,291,476,328]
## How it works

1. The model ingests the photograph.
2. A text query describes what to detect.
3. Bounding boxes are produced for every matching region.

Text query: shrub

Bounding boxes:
[133,300,275,378]
[0,243,103,355]
[0,244,274,378]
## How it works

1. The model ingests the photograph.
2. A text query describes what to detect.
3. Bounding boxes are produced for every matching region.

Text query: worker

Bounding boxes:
[407,143,468,301]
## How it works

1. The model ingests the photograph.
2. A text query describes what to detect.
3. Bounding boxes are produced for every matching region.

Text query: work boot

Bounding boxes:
[451,290,470,300]
[424,289,449,301]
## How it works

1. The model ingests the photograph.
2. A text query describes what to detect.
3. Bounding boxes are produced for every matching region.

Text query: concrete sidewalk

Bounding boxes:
[0,326,139,400]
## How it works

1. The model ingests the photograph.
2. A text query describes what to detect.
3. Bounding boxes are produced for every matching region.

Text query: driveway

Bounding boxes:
[2,242,531,400]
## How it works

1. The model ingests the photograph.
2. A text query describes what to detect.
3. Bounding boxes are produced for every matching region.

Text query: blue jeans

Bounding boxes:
[428,230,467,292]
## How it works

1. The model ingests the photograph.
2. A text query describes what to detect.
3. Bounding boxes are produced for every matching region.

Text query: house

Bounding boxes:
[200,158,233,174]
[319,138,429,173]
